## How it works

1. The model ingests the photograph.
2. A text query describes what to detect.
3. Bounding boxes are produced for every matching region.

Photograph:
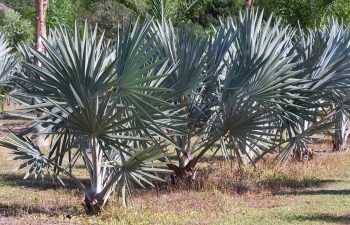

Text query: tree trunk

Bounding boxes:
[245,0,253,10]
[33,0,49,146]
[83,190,105,215]
[35,0,48,66]
[82,138,106,214]
[333,109,349,151]
[0,3,12,14]
[169,134,199,180]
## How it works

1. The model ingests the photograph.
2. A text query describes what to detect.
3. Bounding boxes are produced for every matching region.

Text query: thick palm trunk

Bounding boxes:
[83,190,105,214]
[169,146,196,180]
[168,134,199,180]
[83,138,105,214]
[333,109,349,151]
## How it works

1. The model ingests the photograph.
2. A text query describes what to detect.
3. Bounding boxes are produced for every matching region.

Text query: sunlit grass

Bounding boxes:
[1,141,350,224]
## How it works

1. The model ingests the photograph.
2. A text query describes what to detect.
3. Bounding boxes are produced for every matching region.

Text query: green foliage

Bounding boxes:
[255,0,350,29]
[0,0,35,24]
[2,0,76,30]
[86,0,133,39]
[323,0,350,24]
[255,0,315,28]
[130,0,242,29]
[197,0,243,27]
[46,0,76,29]
[0,0,33,13]
[0,11,33,47]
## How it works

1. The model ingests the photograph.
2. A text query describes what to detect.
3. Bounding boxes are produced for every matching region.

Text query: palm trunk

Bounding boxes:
[333,109,349,151]
[236,141,256,165]
[168,135,197,180]
[83,138,105,214]
[168,97,198,180]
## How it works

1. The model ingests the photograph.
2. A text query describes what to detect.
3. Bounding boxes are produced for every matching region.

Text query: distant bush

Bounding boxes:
[47,0,76,29]
[197,0,243,28]
[255,0,350,29]
[0,11,33,47]
[87,0,133,39]
[255,0,314,28]
[322,0,350,24]
[2,0,76,30]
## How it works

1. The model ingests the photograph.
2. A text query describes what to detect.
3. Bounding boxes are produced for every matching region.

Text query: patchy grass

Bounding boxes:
[1,132,350,224]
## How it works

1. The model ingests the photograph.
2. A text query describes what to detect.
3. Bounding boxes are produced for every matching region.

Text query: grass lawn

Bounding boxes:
[0,117,349,225]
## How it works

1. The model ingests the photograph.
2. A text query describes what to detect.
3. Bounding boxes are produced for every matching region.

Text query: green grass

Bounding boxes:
[1,141,350,224]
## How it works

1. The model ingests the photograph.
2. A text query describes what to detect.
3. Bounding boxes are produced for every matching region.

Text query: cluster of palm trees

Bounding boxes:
[1,9,350,214]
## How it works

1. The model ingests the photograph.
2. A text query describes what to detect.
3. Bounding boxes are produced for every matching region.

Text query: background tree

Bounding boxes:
[245,0,253,10]
[34,0,48,62]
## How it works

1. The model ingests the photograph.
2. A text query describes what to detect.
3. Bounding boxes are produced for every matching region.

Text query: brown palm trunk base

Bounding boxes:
[293,148,314,161]
[167,163,212,192]
[167,163,197,180]
[83,191,105,215]
[333,139,347,152]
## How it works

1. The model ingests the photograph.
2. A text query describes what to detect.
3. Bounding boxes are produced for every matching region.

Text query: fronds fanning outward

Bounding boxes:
[190,9,316,166]
[0,21,174,213]
[277,18,350,162]
[0,33,16,110]
[0,133,87,189]
[1,133,48,179]
[151,19,234,173]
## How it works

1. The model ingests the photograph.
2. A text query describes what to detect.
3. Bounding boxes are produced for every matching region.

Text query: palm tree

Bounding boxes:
[149,20,234,177]
[277,18,350,161]
[0,20,177,214]
[195,10,315,165]
[177,10,350,168]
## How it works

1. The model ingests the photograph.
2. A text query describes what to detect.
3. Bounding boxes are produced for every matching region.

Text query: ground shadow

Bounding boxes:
[291,213,350,224]
[261,177,340,190]
[0,202,83,217]
[212,178,340,196]
[276,188,350,196]
[0,173,88,191]
[138,171,342,196]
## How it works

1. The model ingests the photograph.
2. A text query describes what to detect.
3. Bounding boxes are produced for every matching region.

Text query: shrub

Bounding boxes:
[0,11,34,47]
[46,0,76,29]
[322,0,350,24]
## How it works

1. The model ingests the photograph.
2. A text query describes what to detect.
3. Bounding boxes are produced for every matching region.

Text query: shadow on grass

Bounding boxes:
[262,178,340,192]
[0,202,82,217]
[0,173,88,191]
[276,188,350,196]
[146,171,342,195]
[207,177,341,196]
[292,213,350,224]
